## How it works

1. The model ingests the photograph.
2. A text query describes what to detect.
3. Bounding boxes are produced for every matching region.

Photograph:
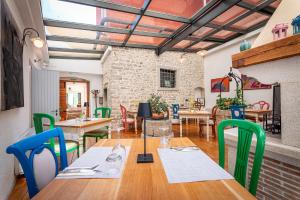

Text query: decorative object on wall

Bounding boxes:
[292,15,300,35]
[242,74,272,90]
[240,40,251,52]
[197,98,205,106]
[1,0,24,111]
[272,23,288,40]
[211,77,230,93]
[91,89,100,108]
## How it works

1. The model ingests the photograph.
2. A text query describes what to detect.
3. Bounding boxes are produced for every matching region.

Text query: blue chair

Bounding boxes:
[6,128,68,198]
[172,104,180,119]
[230,105,245,119]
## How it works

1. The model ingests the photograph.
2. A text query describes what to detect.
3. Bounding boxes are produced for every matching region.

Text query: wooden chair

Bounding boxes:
[199,105,218,138]
[252,101,270,110]
[120,104,135,130]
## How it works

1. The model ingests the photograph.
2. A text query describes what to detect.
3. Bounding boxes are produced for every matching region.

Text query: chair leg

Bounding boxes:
[212,124,216,138]
[96,137,98,142]
[77,143,80,157]
[83,135,86,153]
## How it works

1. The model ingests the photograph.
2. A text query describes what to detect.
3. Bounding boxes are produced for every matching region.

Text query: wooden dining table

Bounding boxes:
[178,110,211,141]
[34,138,255,200]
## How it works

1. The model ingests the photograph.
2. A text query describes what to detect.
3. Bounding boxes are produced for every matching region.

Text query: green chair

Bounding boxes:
[83,107,112,152]
[218,119,266,196]
[33,113,79,157]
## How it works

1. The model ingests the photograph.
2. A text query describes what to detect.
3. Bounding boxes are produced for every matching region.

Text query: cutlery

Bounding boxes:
[170,146,199,151]
[62,164,99,173]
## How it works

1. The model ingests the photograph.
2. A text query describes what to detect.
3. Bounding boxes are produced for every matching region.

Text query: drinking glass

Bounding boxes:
[159,126,171,148]
[103,152,122,175]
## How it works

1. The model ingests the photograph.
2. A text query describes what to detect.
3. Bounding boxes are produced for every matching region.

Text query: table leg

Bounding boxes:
[206,116,209,142]
[108,122,112,139]
[79,129,84,156]
[134,115,137,134]
[256,114,259,123]
[180,117,183,137]
[197,118,199,135]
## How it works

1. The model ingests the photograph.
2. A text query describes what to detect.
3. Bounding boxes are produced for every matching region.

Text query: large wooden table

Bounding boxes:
[34,138,255,200]
[178,110,211,141]
[245,109,272,122]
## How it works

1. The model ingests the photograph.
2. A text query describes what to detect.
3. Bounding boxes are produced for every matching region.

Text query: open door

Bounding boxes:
[31,69,60,120]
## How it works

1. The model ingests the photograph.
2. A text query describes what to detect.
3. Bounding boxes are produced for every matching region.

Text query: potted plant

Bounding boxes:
[216,87,246,110]
[147,94,168,120]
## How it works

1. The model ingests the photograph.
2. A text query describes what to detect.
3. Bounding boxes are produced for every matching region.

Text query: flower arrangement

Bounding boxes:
[147,94,168,119]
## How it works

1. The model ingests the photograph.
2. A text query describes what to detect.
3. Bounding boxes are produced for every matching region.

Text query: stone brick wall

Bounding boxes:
[102,47,204,117]
[248,153,300,200]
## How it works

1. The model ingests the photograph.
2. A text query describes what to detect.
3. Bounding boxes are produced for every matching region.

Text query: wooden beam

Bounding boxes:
[232,34,300,68]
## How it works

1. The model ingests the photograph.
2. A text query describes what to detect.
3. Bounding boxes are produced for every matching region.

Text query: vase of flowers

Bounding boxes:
[147,94,168,120]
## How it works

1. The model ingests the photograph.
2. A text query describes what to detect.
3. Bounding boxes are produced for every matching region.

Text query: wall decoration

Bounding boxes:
[240,40,251,52]
[1,1,24,111]
[292,15,300,35]
[272,23,288,40]
[211,77,230,93]
[242,74,272,90]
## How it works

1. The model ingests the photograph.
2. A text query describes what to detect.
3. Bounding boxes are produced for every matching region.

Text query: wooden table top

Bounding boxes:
[47,118,113,128]
[178,110,211,116]
[34,138,255,200]
[245,109,272,114]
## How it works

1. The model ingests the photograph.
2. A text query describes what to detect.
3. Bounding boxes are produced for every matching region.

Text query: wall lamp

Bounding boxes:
[22,28,44,48]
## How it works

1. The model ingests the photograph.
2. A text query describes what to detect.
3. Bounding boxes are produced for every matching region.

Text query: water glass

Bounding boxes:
[103,153,122,175]
[159,127,171,148]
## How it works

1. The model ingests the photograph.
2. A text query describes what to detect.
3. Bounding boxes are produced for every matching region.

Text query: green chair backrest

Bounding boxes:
[218,119,266,196]
[94,107,112,118]
[33,113,56,149]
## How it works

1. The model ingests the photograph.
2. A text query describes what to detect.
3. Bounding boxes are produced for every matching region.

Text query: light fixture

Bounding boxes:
[22,28,44,48]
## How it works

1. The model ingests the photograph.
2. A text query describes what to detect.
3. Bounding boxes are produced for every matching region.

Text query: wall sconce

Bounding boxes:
[22,28,44,48]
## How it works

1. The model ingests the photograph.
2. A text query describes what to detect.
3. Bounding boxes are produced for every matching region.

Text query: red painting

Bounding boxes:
[242,75,272,90]
[211,77,230,93]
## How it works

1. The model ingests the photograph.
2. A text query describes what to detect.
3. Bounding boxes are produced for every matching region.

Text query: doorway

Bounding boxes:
[60,77,90,120]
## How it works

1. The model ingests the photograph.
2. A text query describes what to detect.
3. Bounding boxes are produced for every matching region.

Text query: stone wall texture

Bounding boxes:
[102,47,204,117]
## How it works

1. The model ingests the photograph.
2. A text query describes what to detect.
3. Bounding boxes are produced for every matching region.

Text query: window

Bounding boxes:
[160,69,176,88]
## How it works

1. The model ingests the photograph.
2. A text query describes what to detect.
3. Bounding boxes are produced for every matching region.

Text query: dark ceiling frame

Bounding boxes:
[48,0,278,59]
[185,0,277,51]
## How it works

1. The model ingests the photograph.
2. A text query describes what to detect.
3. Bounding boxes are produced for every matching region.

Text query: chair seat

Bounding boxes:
[54,140,78,154]
[84,132,108,139]
[123,118,135,123]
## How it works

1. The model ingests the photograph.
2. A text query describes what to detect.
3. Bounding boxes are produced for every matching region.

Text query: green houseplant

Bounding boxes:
[147,94,168,119]
[216,87,245,110]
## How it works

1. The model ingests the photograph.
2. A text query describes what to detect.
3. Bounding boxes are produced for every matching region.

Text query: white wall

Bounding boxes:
[0,1,47,199]
[203,31,260,109]
[48,59,102,75]
[60,72,102,116]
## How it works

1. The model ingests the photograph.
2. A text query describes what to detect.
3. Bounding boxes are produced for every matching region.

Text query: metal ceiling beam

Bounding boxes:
[44,19,170,38]
[59,0,190,23]
[237,1,275,16]
[49,56,101,60]
[123,0,152,46]
[46,35,123,46]
[206,23,246,34]
[48,47,104,54]
[184,0,276,51]
[156,0,242,55]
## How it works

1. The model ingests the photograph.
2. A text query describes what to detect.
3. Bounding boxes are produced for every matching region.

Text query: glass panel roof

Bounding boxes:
[147,0,208,18]
[230,13,269,30]
[136,16,183,34]
[173,40,193,49]
[211,6,247,25]
[189,41,215,49]
[47,40,95,50]
[211,30,236,39]
[127,35,165,46]
[41,0,279,56]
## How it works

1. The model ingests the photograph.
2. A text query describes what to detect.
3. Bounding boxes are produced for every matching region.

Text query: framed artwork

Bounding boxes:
[242,75,272,90]
[197,98,205,106]
[211,77,230,93]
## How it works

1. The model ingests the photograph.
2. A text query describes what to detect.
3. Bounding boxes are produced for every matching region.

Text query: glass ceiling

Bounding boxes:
[41,0,281,60]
